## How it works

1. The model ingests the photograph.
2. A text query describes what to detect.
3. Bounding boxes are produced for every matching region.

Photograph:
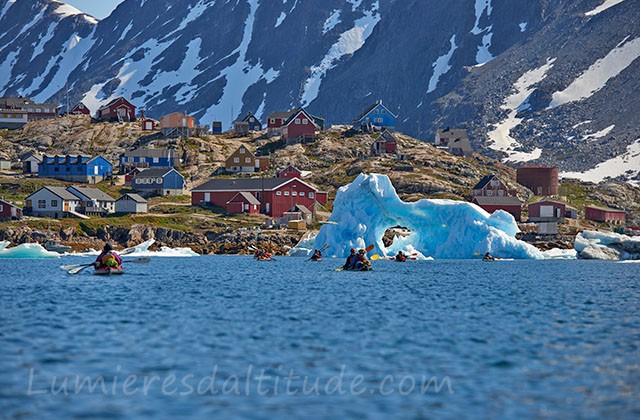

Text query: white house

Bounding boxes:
[23,154,41,174]
[67,186,116,215]
[115,193,148,213]
[25,186,81,218]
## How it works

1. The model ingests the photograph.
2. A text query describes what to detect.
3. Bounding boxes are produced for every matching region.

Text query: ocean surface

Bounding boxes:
[1,256,639,419]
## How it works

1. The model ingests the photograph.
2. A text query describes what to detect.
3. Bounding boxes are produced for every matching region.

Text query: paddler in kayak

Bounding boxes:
[342,248,357,270]
[310,249,323,261]
[254,249,272,260]
[482,252,495,261]
[93,242,123,270]
[395,251,407,262]
[354,249,371,271]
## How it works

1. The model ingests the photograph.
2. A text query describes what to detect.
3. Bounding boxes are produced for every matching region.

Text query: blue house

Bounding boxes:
[353,99,397,131]
[38,155,113,184]
[131,167,184,196]
[119,148,175,174]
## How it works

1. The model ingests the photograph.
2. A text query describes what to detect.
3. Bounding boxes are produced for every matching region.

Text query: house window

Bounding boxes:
[276,191,282,196]
[156,178,163,183]
[250,118,255,122]
[374,109,379,114]
[38,200,46,208]
[240,148,245,154]
[245,157,251,163]
[86,201,92,207]
[374,117,383,123]
[300,192,305,197]
[292,191,297,196]
[295,119,300,124]
[51,200,58,207]
[284,191,290,196]
[153,157,159,163]
[308,192,314,199]
[0,204,3,212]
[381,109,386,114]
[487,190,494,196]
[234,157,239,163]
[302,118,308,124]
[135,179,141,184]
[270,118,275,124]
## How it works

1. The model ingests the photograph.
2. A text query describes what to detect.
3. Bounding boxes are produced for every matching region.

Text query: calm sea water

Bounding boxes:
[1,257,639,419]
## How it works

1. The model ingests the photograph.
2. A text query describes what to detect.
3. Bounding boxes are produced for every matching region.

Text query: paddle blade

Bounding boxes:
[123,257,151,264]
[365,244,375,253]
[59,264,82,270]
[371,254,381,261]
[68,264,92,274]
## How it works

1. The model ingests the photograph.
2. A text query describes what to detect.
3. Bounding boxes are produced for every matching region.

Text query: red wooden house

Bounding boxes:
[528,200,566,222]
[226,192,260,214]
[0,199,22,221]
[191,177,328,217]
[267,111,295,137]
[124,167,143,185]
[277,165,303,179]
[472,196,522,221]
[281,109,320,145]
[70,102,90,115]
[585,205,626,224]
[370,129,397,155]
[96,97,136,122]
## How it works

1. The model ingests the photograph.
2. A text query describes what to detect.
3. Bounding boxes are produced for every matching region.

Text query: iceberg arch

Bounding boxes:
[305,173,543,259]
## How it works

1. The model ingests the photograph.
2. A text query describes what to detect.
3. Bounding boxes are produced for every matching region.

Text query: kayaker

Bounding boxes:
[395,251,407,262]
[482,252,495,261]
[342,248,357,270]
[310,249,322,261]
[93,243,122,270]
[354,249,371,270]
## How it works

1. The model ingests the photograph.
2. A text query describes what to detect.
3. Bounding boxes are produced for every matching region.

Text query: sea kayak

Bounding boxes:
[93,267,125,275]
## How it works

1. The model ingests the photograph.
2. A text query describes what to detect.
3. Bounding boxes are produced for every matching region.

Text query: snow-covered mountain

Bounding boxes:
[1,0,639,182]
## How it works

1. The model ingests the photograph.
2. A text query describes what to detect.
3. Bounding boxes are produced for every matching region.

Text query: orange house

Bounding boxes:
[160,112,196,137]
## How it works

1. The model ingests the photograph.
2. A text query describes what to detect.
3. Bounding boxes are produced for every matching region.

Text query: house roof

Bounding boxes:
[473,196,522,206]
[0,199,21,209]
[585,205,625,213]
[530,199,566,206]
[117,193,147,203]
[437,128,468,139]
[0,97,59,109]
[122,148,174,158]
[134,167,181,178]
[282,108,321,129]
[44,186,80,201]
[99,97,134,111]
[354,100,398,122]
[68,186,115,202]
[241,112,260,123]
[193,177,318,193]
[268,111,295,120]
[472,175,497,191]
[227,192,260,205]
[294,204,312,214]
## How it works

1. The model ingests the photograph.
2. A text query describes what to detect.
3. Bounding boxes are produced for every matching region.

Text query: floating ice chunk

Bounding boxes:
[0,241,60,258]
[293,174,543,259]
[575,230,640,260]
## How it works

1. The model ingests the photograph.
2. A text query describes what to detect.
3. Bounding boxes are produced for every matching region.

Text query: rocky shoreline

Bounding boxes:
[0,224,304,256]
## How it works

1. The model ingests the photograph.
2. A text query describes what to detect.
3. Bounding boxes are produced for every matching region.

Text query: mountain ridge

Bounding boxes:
[0,0,638,182]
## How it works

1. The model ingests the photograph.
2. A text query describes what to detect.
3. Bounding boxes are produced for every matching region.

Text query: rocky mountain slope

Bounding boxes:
[0,0,638,182]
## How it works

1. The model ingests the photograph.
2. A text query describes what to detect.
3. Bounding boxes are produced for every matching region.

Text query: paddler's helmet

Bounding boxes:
[358,249,365,254]
[350,248,356,253]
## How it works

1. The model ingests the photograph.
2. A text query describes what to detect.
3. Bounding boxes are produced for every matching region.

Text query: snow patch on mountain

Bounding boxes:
[471,0,494,64]
[30,23,57,61]
[0,50,20,92]
[519,22,527,32]
[427,35,457,93]
[585,0,629,16]
[275,12,286,27]
[301,3,380,107]
[584,124,615,141]
[487,58,555,161]
[0,0,16,20]
[549,36,640,108]
[31,31,96,103]
[323,9,341,34]
[561,139,640,183]
[201,0,280,128]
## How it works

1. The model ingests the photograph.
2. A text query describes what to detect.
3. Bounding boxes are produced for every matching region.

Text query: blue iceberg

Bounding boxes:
[297,173,543,259]
[0,241,60,259]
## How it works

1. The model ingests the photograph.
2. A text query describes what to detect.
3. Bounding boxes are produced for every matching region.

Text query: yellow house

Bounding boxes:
[224,145,270,173]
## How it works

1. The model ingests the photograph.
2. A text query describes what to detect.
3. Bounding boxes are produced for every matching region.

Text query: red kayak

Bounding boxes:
[93,267,125,275]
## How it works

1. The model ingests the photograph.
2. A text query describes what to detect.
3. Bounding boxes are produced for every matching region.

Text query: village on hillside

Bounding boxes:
[0,95,638,252]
